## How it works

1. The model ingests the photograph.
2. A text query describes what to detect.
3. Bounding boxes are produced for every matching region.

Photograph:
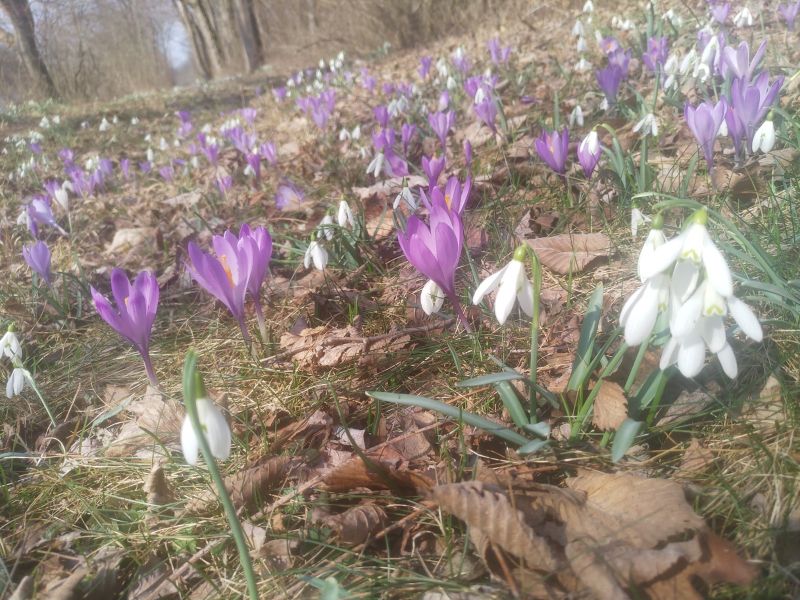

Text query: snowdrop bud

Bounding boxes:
[337,200,354,228]
[180,397,231,466]
[572,20,585,37]
[569,105,584,127]
[421,279,445,315]
[99,118,110,132]
[574,58,592,73]
[733,7,754,27]
[304,240,328,271]
[6,367,28,398]
[583,0,593,13]
[318,214,335,240]
[751,118,775,154]
[577,36,588,53]
[0,329,22,361]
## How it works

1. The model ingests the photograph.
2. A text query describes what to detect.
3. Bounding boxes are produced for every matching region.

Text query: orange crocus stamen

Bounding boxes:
[219,254,235,287]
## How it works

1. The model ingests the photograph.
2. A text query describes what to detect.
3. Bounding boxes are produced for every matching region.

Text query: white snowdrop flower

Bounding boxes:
[436,57,449,78]
[421,279,445,315]
[572,20,585,37]
[600,97,609,111]
[733,7,754,27]
[620,273,670,346]
[574,58,592,73]
[633,113,659,137]
[718,119,728,138]
[39,116,50,129]
[366,152,385,178]
[144,133,152,143]
[350,125,361,141]
[201,123,212,134]
[131,116,139,125]
[146,147,154,163]
[99,118,110,131]
[6,367,29,399]
[52,115,60,124]
[446,75,457,90]
[751,119,775,154]
[569,105,584,127]
[577,36,588,53]
[583,0,594,13]
[304,240,329,271]
[642,213,733,299]
[664,54,678,77]
[190,156,199,169]
[243,162,255,177]
[81,121,88,129]
[0,330,22,361]
[664,74,677,90]
[630,207,650,238]
[317,214,335,241]
[54,183,69,212]
[393,185,417,210]
[112,115,118,124]
[339,128,351,142]
[337,200,354,228]
[692,62,711,83]
[180,397,231,466]
[159,137,168,151]
[663,9,683,27]
[700,36,720,68]
[472,248,535,325]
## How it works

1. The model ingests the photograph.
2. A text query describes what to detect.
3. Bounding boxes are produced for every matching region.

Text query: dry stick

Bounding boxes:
[152,475,324,595]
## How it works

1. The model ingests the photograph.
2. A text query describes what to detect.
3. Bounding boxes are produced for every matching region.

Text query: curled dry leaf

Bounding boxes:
[104,385,183,459]
[184,455,303,515]
[323,503,389,546]
[591,380,628,431]
[525,232,612,275]
[321,445,434,495]
[657,386,717,427]
[432,470,756,600]
[143,462,174,507]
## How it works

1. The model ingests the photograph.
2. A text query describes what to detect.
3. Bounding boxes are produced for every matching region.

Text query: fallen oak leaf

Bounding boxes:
[323,503,389,546]
[525,232,612,275]
[591,380,628,431]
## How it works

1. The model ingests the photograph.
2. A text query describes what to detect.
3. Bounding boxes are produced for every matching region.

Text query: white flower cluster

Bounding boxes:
[620,211,762,379]
[305,200,356,271]
[1,329,30,398]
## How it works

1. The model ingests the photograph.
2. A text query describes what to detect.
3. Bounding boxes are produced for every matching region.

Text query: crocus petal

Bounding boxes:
[727,296,763,341]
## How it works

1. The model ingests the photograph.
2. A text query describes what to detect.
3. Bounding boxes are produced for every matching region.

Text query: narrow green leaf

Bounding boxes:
[456,371,524,387]
[611,418,643,463]
[517,439,549,455]
[366,391,530,446]
[568,284,604,391]
[495,381,529,428]
[522,421,551,438]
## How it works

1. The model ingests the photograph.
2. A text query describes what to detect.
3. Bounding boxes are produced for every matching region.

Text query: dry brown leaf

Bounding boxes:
[591,380,628,431]
[144,462,174,506]
[184,456,302,515]
[321,446,434,495]
[352,175,426,202]
[676,439,715,477]
[431,481,562,572]
[242,520,268,553]
[105,227,156,255]
[279,325,411,371]
[525,232,612,275]
[104,386,183,458]
[260,539,300,570]
[658,387,716,426]
[740,375,785,430]
[8,576,34,600]
[324,503,388,546]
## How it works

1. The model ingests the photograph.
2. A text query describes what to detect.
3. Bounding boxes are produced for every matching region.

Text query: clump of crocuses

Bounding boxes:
[91,269,160,386]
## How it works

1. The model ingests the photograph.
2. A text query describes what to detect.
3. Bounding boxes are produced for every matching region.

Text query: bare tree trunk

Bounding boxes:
[0,0,58,97]
[173,0,223,79]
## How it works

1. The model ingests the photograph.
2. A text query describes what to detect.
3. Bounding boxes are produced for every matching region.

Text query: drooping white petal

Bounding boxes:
[700,315,727,353]
[180,416,200,465]
[620,285,646,327]
[197,399,232,461]
[670,260,700,304]
[660,336,680,370]
[337,201,355,228]
[640,236,682,281]
[472,265,507,305]
[671,283,705,339]
[677,334,706,378]
[727,296,763,342]
[623,281,660,346]
[421,279,445,315]
[716,343,738,378]
[701,238,733,297]
[494,260,523,325]
[517,280,535,317]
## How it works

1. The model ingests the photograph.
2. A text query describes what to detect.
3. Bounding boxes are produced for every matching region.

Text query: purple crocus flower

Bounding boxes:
[187,231,255,343]
[711,2,730,23]
[684,99,727,172]
[260,142,277,166]
[201,141,220,166]
[535,128,570,175]
[275,180,305,211]
[596,65,625,105]
[22,241,52,285]
[722,40,766,84]
[401,123,417,155]
[382,82,395,95]
[245,153,261,180]
[438,90,450,112]
[159,165,174,182]
[428,110,456,151]
[91,269,160,386]
[397,194,468,328]
[422,155,446,189]
[728,72,784,148]
[419,55,432,79]
[59,148,75,168]
[272,86,287,102]
[239,223,272,337]
[120,158,131,180]
[487,37,512,65]
[577,130,601,178]
[642,37,669,72]
[464,140,472,171]
[371,128,409,176]
[240,108,257,126]
[139,161,152,174]
[778,1,800,29]
[451,48,471,73]
[24,196,66,237]
[216,175,233,196]
[607,48,632,76]
[599,36,621,55]
[374,105,390,128]
[474,97,498,133]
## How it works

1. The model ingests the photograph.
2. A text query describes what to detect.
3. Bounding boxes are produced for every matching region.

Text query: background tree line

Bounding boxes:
[0,0,521,103]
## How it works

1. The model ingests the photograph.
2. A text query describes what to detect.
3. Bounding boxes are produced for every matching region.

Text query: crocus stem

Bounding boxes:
[528,251,542,420]
[253,298,270,347]
[141,351,159,387]
[182,352,259,600]
[446,292,472,333]
[237,317,252,348]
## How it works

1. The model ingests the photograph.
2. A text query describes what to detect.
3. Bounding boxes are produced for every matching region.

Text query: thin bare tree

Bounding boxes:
[0,0,58,97]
